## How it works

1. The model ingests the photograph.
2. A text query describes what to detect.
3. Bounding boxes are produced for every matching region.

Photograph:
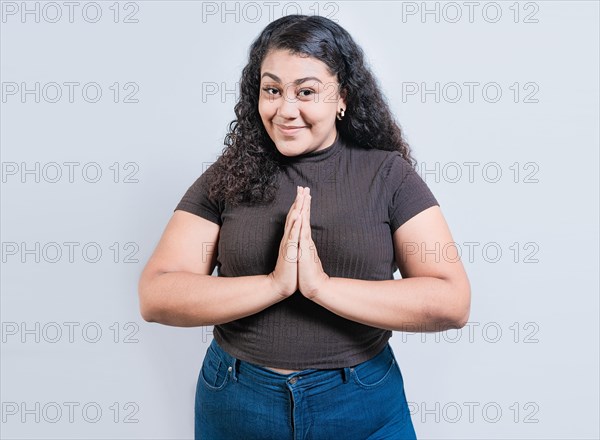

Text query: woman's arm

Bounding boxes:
[307,206,471,332]
[138,210,285,327]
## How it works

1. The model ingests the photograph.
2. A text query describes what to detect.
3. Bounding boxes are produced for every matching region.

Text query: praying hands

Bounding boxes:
[268,186,330,300]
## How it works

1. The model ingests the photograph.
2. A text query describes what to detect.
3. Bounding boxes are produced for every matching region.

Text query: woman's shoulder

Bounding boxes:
[344,138,409,174]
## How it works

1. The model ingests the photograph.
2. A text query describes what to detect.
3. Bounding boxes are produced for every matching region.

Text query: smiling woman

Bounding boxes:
[138,13,470,440]
[258,50,345,157]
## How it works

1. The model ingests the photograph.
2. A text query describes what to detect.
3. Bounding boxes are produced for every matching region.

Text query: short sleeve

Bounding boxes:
[174,162,223,226]
[385,153,439,234]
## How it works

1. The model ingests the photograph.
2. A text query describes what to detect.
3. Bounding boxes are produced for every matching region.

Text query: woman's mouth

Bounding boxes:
[276,124,306,136]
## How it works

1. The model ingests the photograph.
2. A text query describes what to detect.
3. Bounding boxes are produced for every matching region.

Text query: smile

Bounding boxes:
[276,124,306,136]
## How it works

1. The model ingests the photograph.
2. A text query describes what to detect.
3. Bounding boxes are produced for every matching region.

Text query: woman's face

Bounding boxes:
[258,49,346,157]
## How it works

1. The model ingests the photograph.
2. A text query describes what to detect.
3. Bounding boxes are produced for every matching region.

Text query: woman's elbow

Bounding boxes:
[138,273,160,323]
[139,300,157,323]
[448,278,471,329]
[432,276,471,330]
[138,293,156,323]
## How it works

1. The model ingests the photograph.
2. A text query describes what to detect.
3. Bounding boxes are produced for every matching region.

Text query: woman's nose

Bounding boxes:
[277,87,300,119]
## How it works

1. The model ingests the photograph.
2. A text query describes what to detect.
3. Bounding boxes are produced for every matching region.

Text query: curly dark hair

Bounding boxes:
[206,14,416,207]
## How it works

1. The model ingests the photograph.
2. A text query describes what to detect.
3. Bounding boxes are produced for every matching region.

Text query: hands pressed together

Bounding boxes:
[269,186,330,301]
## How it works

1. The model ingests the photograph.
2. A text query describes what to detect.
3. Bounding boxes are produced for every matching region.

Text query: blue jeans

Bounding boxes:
[195,338,417,439]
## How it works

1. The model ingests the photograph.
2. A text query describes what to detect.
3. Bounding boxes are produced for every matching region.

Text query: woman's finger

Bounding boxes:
[301,191,311,241]
[285,186,303,222]
[284,187,303,239]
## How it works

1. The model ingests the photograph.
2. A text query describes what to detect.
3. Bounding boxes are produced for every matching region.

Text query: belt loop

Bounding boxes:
[231,358,239,382]
[342,367,351,383]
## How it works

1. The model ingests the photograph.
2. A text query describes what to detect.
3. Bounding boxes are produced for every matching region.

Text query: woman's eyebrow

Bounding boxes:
[261,72,323,85]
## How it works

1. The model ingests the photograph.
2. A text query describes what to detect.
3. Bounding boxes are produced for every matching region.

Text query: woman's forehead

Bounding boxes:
[260,50,335,81]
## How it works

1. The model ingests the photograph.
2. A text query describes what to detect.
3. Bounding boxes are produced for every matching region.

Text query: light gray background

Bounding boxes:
[1,1,598,438]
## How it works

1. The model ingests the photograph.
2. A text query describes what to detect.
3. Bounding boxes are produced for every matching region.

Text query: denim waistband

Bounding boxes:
[207,337,392,387]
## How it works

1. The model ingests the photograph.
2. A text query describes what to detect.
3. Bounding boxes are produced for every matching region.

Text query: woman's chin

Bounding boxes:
[273,140,302,157]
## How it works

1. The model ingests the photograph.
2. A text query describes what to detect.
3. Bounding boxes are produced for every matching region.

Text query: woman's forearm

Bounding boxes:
[310,276,471,332]
[139,271,285,327]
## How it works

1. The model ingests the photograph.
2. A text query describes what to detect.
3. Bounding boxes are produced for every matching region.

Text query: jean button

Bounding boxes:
[288,377,298,384]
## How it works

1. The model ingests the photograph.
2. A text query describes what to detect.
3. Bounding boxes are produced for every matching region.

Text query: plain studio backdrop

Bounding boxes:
[1,1,598,438]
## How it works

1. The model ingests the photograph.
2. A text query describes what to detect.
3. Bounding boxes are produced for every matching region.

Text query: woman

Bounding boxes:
[138,14,470,440]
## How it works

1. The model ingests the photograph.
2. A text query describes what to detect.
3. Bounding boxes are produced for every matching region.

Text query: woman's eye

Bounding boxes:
[262,87,280,95]
[298,89,315,97]
[261,87,315,98]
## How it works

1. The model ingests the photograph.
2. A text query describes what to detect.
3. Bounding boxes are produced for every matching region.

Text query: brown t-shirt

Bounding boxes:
[174,133,439,369]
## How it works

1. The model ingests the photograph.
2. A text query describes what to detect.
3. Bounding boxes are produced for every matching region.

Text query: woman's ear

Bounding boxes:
[339,87,347,108]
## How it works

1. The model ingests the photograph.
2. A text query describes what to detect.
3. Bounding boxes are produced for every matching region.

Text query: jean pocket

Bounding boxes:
[350,345,397,389]
[199,345,232,392]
